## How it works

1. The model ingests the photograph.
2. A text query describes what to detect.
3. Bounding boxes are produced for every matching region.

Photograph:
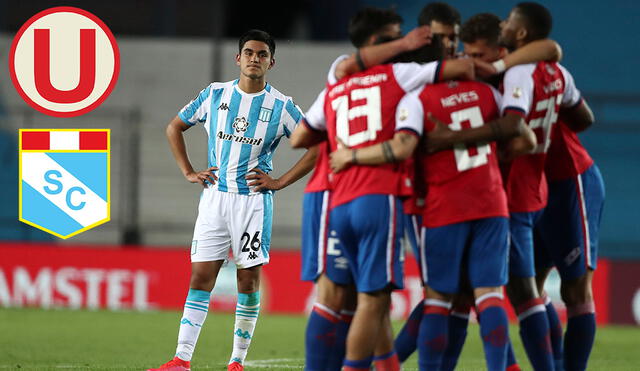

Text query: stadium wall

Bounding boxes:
[1,242,637,325]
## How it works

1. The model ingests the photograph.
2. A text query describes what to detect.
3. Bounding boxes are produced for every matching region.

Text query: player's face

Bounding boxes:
[430,20,459,59]
[463,39,505,63]
[236,40,274,80]
[500,10,525,49]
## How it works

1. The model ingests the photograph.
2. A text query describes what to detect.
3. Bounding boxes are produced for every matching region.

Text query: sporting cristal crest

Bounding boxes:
[19,129,110,239]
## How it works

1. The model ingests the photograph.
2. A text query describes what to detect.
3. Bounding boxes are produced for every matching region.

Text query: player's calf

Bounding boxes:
[343,290,392,370]
[417,288,452,370]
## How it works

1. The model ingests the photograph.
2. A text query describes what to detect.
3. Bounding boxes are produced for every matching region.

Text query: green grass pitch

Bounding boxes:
[1,308,638,370]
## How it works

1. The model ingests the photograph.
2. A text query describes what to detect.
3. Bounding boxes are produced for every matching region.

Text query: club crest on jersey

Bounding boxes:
[512,87,522,98]
[233,116,249,132]
[258,107,272,122]
[19,129,110,239]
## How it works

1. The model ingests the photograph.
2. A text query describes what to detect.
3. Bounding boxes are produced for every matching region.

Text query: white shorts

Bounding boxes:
[191,187,272,268]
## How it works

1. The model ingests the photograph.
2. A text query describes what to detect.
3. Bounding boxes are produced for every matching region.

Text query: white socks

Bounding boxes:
[229,292,261,365]
[175,289,211,361]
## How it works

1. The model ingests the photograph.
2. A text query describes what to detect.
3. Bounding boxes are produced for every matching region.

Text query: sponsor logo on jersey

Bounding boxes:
[19,129,110,239]
[233,116,249,132]
[217,131,263,146]
[543,79,563,94]
[219,103,229,110]
[398,107,409,121]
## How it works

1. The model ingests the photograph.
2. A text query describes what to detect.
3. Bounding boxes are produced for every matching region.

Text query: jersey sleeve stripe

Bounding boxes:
[503,106,527,118]
[285,99,303,123]
[434,60,445,83]
[396,128,421,138]
[179,85,212,125]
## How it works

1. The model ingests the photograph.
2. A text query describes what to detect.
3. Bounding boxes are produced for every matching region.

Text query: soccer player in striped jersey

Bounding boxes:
[148,30,306,371]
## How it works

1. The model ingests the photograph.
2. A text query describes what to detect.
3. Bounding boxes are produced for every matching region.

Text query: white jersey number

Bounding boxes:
[331,86,382,146]
[450,106,491,172]
[529,95,562,154]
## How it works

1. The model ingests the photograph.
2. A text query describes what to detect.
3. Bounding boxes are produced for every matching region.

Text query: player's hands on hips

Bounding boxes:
[330,137,353,173]
[425,113,455,153]
[246,168,283,192]
[402,25,432,51]
[185,166,218,187]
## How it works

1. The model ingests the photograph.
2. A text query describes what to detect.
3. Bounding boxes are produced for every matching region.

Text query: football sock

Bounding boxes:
[506,340,521,370]
[373,350,400,371]
[305,303,341,370]
[543,295,564,370]
[418,299,451,370]
[476,293,509,371]
[394,300,424,362]
[175,288,211,361]
[516,298,554,371]
[327,310,353,370]
[229,291,260,365]
[564,302,596,371]
[343,357,373,371]
[441,304,471,371]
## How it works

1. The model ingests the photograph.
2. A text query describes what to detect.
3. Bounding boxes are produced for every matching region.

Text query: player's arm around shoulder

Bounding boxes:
[166,115,218,187]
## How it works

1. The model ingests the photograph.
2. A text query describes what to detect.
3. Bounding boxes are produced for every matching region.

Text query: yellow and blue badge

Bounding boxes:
[19,129,110,239]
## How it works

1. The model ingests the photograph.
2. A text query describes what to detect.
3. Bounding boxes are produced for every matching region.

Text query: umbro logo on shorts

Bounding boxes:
[219,103,229,110]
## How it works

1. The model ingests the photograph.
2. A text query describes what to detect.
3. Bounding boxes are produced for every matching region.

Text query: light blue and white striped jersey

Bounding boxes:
[178,80,303,194]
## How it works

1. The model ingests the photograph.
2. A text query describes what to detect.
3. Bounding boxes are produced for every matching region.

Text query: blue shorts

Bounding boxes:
[329,194,404,293]
[402,213,424,277]
[535,164,605,280]
[509,210,544,278]
[301,191,353,285]
[422,217,509,294]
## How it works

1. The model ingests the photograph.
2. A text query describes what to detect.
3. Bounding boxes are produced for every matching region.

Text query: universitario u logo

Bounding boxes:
[9,7,120,117]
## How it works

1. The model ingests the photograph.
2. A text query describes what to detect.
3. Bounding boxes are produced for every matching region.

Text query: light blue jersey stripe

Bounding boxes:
[179,85,211,125]
[261,193,272,258]
[236,94,266,194]
[258,99,284,173]
[217,88,243,192]
[207,88,224,168]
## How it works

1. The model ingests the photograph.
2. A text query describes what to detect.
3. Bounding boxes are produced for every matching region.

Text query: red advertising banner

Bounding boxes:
[0,243,620,325]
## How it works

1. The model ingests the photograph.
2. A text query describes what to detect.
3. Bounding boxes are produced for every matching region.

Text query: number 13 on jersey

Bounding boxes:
[331,86,382,147]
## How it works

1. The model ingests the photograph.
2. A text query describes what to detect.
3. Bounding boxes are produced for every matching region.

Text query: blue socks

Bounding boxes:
[543,295,564,370]
[441,305,470,371]
[564,303,596,371]
[305,303,340,370]
[327,310,353,370]
[516,298,554,370]
[394,300,424,362]
[476,293,510,371]
[418,299,451,370]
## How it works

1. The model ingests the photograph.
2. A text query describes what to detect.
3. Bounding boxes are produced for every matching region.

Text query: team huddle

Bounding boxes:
[149,2,604,371]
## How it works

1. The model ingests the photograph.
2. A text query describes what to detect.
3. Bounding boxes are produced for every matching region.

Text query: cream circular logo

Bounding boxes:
[9,7,119,117]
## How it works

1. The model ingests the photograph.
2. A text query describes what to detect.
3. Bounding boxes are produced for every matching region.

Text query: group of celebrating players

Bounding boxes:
[149,2,604,371]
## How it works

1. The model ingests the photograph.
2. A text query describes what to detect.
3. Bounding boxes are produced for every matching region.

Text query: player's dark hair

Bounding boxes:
[418,2,461,27]
[348,7,403,48]
[460,13,502,46]
[389,34,445,64]
[238,29,276,57]
[515,2,553,41]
